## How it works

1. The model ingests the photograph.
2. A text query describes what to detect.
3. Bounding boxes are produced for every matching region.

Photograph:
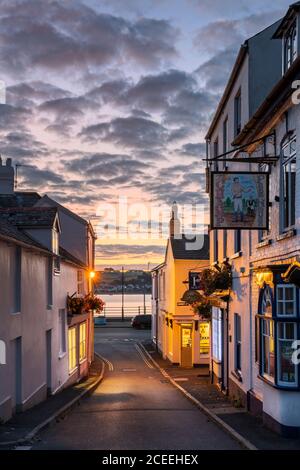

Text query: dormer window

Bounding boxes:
[53,228,59,255]
[284,20,297,72]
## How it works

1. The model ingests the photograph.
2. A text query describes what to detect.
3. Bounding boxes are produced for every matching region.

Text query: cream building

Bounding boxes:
[152,206,209,367]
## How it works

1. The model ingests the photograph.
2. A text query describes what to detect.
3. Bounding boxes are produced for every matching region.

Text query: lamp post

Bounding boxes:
[121,266,124,322]
[89,270,96,294]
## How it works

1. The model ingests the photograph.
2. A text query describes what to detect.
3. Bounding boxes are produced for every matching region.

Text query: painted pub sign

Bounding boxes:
[210,172,269,230]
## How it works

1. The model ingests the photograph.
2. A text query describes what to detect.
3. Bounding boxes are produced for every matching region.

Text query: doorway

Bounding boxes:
[181,324,193,367]
[46,330,52,395]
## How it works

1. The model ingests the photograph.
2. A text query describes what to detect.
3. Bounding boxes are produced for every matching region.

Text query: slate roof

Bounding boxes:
[0,220,51,252]
[60,246,87,269]
[170,234,209,260]
[0,207,58,228]
[0,192,41,208]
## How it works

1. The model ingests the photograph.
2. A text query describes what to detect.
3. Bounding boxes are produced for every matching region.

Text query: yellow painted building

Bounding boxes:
[151,207,210,367]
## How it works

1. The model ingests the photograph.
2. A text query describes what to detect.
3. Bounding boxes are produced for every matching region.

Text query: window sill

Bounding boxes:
[258,374,300,391]
[54,270,61,276]
[47,305,53,311]
[230,251,242,260]
[256,239,272,248]
[11,311,21,316]
[79,357,87,365]
[276,229,296,242]
[58,352,67,360]
[231,370,243,383]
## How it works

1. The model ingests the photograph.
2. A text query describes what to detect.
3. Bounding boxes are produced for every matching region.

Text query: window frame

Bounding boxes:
[280,134,296,232]
[284,20,297,73]
[234,90,242,137]
[234,313,242,373]
[59,309,66,357]
[257,284,300,389]
[68,326,77,374]
[277,321,298,387]
[79,322,87,363]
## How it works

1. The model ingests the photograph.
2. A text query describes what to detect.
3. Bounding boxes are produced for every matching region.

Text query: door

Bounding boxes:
[46,330,52,395]
[14,337,22,412]
[181,324,193,367]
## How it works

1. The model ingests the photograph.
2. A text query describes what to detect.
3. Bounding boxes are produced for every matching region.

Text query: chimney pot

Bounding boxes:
[0,157,14,194]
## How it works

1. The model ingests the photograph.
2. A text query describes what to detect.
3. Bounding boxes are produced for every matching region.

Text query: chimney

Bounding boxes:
[0,157,15,194]
[169,201,180,238]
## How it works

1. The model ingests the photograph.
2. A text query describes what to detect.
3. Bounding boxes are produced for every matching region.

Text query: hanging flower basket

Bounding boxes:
[83,294,105,313]
[67,294,85,315]
[201,262,232,295]
[191,297,212,320]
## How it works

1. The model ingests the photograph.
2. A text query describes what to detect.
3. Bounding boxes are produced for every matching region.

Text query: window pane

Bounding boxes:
[285,302,295,315]
[285,322,295,339]
[277,287,283,301]
[278,340,296,383]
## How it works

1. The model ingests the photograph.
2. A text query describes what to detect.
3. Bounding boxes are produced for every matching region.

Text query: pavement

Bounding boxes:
[0,355,104,448]
[142,340,300,451]
[3,326,300,450]
[28,327,242,450]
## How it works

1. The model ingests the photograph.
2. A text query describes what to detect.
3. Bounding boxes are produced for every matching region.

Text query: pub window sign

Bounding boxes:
[210,172,269,230]
[189,272,202,291]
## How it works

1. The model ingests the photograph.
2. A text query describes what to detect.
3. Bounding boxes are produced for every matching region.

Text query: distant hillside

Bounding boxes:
[94,269,152,294]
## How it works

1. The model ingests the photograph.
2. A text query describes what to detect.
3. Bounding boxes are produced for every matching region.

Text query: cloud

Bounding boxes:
[177,142,206,157]
[0,0,178,78]
[80,116,168,148]
[195,48,238,94]
[193,11,284,56]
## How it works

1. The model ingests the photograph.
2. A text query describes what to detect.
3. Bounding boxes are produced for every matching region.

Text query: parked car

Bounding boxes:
[131,314,152,329]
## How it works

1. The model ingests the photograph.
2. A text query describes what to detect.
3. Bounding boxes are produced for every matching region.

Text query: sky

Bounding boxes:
[0,0,292,269]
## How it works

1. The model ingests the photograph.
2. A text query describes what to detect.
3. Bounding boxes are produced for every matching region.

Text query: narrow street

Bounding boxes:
[32,327,241,450]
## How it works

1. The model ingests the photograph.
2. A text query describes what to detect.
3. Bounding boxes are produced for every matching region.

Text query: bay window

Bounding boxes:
[257,283,300,388]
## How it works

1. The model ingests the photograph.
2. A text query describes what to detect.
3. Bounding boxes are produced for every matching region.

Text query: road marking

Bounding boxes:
[14,446,32,450]
[174,378,189,382]
[96,353,114,372]
[122,368,137,372]
[134,343,154,369]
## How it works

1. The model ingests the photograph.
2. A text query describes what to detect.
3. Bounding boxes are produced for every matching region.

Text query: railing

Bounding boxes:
[96,305,152,319]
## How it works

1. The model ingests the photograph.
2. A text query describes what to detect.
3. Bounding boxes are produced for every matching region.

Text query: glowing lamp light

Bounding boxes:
[89,271,96,279]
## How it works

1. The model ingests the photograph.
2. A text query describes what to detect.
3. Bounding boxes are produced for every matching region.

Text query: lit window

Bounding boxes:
[277,322,297,386]
[258,285,300,388]
[59,309,66,355]
[79,322,87,362]
[68,327,77,373]
[77,270,84,295]
[262,318,275,381]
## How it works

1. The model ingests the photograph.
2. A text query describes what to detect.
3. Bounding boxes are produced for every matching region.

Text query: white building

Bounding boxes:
[0,159,96,422]
[206,2,300,436]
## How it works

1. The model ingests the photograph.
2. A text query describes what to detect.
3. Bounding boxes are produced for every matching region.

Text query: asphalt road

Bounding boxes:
[32,327,241,450]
